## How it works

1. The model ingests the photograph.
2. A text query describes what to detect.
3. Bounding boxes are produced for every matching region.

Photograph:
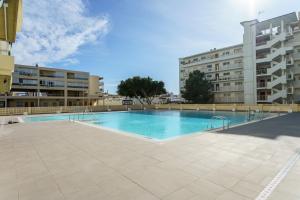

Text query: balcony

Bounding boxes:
[214,86,243,92]
[12,83,37,87]
[40,74,65,79]
[294,67,300,75]
[256,47,293,63]
[294,52,300,61]
[67,73,89,80]
[257,82,268,89]
[287,87,294,94]
[256,68,268,76]
[257,95,268,102]
[256,32,287,50]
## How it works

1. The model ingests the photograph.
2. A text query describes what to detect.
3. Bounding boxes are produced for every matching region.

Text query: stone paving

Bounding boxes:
[0,113,299,200]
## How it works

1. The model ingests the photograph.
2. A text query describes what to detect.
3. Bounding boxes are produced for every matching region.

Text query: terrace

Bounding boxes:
[0,106,300,200]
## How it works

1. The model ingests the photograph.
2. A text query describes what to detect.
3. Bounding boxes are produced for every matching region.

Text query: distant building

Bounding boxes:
[0,64,104,107]
[0,1,104,108]
[180,12,300,104]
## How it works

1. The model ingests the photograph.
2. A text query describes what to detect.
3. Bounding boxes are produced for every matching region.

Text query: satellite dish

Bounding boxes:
[0,0,3,8]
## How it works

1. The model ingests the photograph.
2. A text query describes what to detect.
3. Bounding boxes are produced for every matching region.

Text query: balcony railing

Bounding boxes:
[257,95,268,101]
[256,41,268,47]
[256,68,268,75]
[257,82,267,88]
[15,72,38,77]
[12,83,38,87]
[256,54,268,59]
[40,74,65,78]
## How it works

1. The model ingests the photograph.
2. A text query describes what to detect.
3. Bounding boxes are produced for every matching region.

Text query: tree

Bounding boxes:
[117,76,167,104]
[182,70,213,103]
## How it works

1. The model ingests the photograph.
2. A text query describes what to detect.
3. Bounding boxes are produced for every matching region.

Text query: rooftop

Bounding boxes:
[256,12,299,31]
[179,43,243,60]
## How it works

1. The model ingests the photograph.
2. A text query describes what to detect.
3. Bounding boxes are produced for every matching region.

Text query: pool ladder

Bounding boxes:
[209,116,230,130]
[246,110,265,121]
[69,109,97,122]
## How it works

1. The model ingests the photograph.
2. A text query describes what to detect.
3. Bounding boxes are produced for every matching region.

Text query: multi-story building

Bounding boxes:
[0,1,104,108]
[242,12,300,104]
[180,12,300,104]
[0,0,22,94]
[179,45,244,103]
[0,64,104,107]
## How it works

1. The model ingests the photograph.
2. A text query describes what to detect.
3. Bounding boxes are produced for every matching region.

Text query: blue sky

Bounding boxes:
[14,0,300,94]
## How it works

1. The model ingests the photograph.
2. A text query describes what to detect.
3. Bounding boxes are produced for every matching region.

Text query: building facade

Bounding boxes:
[0,1,105,108]
[0,64,104,107]
[0,0,22,94]
[179,45,244,103]
[179,12,300,104]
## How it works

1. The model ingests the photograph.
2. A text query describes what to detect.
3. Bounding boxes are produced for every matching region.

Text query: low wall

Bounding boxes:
[0,105,150,116]
[0,104,298,116]
[154,104,300,112]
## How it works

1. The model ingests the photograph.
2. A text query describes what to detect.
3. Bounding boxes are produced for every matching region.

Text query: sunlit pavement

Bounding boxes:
[0,114,299,200]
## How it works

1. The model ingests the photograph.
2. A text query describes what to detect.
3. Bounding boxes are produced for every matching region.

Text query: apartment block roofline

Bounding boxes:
[15,64,90,75]
[241,12,299,30]
[259,12,298,24]
[240,19,258,26]
[179,43,243,60]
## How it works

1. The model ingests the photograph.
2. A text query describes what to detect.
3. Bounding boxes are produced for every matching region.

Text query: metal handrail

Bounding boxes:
[210,115,230,130]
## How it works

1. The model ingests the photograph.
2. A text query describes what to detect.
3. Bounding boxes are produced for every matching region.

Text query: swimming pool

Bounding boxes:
[24,110,265,140]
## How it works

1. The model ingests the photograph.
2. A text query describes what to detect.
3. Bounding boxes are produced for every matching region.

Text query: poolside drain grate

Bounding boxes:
[255,149,300,200]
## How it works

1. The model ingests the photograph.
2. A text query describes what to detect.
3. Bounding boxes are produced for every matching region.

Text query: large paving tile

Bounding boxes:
[124,165,197,198]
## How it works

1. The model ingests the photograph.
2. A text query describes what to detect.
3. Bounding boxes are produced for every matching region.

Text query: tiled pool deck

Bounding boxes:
[0,113,300,200]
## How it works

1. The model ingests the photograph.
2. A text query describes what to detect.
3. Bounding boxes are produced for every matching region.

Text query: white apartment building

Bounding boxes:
[179,45,244,103]
[179,12,300,104]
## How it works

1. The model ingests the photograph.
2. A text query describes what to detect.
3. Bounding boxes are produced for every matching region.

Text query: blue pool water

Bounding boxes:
[24,110,257,140]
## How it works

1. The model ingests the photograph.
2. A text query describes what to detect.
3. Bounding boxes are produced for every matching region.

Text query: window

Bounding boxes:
[223,82,230,86]
[222,51,230,56]
[215,64,219,71]
[223,62,230,65]
[234,59,242,64]
[224,93,231,97]
[234,48,242,54]
[223,72,230,76]
[207,65,212,71]
[235,82,242,85]
[215,84,220,91]
[201,56,206,60]
[206,74,212,78]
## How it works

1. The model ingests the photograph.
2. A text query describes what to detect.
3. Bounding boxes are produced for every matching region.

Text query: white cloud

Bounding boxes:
[14,0,109,65]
